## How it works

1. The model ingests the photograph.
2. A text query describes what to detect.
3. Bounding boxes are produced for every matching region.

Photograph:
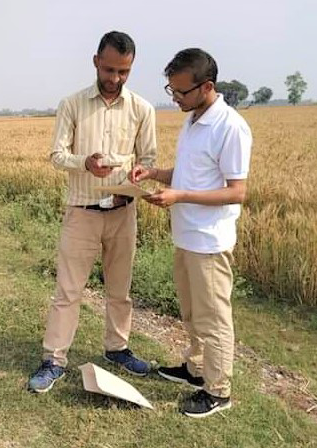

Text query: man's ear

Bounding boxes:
[93,55,98,68]
[205,80,214,92]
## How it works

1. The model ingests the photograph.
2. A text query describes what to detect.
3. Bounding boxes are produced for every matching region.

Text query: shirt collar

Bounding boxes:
[189,93,225,126]
[88,82,130,102]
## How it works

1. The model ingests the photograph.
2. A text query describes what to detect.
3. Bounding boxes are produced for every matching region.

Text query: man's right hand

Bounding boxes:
[85,153,114,178]
[129,164,157,183]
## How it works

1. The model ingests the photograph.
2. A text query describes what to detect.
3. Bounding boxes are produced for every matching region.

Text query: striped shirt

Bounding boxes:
[50,83,157,205]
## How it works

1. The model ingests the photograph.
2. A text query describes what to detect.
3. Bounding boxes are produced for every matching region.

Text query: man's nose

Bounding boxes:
[110,72,120,83]
[172,91,182,101]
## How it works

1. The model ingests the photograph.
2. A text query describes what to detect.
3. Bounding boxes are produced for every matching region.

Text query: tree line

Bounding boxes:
[0,108,57,117]
[0,72,309,115]
[216,71,308,108]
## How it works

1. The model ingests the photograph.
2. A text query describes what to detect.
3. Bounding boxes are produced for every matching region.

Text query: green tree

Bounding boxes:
[230,80,249,102]
[216,80,248,107]
[285,71,307,105]
[252,87,273,105]
[0,108,13,116]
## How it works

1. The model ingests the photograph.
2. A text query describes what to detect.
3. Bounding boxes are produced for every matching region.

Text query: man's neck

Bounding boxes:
[191,92,218,123]
[103,94,119,105]
[98,82,122,104]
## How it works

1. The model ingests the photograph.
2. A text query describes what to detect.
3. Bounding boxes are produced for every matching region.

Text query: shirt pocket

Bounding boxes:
[116,126,137,155]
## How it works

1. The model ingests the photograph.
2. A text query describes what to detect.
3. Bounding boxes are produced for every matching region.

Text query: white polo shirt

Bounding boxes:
[171,94,252,254]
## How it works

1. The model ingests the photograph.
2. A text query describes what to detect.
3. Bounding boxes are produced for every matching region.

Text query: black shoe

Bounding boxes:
[158,363,204,389]
[182,390,231,418]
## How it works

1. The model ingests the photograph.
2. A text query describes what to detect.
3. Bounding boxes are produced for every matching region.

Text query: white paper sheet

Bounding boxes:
[78,363,153,410]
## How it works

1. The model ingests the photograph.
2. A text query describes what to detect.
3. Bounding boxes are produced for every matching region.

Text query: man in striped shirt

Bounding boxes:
[28,31,157,393]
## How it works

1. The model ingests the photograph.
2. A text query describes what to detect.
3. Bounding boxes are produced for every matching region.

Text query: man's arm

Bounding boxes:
[134,104,157,167]
[129,166,174,186]
[129,102,171,186]
[50,99,87,172]
[147,179,247,208]
[148,120,252,207]
[176,179,247,205]
[152,168,174,186]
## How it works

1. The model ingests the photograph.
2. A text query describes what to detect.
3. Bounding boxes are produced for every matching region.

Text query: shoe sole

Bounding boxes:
[158,370,203,390]
[103,355,149,377]
[183,401,232,418]
[29,372,66,394]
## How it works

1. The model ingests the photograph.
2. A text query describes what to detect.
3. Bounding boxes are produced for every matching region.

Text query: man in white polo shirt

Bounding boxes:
[130,48,252,418]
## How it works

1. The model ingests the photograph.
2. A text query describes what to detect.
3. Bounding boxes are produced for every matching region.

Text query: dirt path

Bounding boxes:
[83,288,317,421]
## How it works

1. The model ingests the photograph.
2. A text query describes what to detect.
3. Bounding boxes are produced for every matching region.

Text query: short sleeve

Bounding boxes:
[219,120,252,180]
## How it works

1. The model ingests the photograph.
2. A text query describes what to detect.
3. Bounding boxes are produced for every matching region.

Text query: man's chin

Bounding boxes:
[105,88,120,94]
[178,104,192,112]
[100,83,121,95]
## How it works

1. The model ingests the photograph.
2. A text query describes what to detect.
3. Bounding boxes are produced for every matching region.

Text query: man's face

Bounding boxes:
[93,45,134,97]
[167,71,209,112]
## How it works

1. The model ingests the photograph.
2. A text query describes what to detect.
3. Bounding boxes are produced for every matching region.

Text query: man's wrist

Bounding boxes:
[151,168,158,179]
[175,190,185,203]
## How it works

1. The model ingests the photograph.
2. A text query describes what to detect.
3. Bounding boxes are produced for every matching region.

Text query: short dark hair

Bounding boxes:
[164,48,218,84]
[97,31,135,58]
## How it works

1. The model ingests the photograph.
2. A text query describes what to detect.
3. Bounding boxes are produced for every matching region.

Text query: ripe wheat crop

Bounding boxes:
[0,105,317,305]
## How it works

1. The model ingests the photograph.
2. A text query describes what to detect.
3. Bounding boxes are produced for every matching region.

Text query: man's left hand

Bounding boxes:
[145,189,180,208]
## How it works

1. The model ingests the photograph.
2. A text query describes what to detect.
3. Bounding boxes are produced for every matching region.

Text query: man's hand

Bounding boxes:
[145,188,180,208]
[85,153,114,178]
[128,164,156,183]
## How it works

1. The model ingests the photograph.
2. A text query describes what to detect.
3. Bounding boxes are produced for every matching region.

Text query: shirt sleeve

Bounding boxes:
[219,120,252,180]
[50,98,87,172]
[134,104,157,167]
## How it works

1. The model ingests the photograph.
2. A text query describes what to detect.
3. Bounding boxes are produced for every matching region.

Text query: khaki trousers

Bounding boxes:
[173,247,234,398]
[43,203,136,367]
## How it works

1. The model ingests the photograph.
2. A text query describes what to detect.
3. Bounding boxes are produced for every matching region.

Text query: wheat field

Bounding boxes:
[0,105,317,305]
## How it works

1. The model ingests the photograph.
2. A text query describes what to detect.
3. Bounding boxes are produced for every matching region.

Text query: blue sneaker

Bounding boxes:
[103,348,150,376]
[28,360,65,393]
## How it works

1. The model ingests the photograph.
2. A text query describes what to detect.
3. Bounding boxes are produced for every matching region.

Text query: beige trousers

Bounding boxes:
[173,247,234,398]
[43,203,136,367]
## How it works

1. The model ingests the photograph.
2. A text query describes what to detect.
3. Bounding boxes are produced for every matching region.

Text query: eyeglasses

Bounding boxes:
[164,80,210,98]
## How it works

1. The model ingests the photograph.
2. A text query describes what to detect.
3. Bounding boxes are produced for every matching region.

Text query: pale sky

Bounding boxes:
[0,0,316,110]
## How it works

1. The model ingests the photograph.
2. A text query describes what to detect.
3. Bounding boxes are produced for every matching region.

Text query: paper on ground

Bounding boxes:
[93,181,154,198]
[78,362,153,409]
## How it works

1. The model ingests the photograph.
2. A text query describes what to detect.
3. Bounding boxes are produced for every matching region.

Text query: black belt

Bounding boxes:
[76,196,133,212]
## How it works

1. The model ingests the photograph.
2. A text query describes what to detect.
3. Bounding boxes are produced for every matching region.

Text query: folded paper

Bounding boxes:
[78,362,153,409]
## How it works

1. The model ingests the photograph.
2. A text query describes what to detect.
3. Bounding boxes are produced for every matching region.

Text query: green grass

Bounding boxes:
[234,295,317,395]
[0,201,317,448]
